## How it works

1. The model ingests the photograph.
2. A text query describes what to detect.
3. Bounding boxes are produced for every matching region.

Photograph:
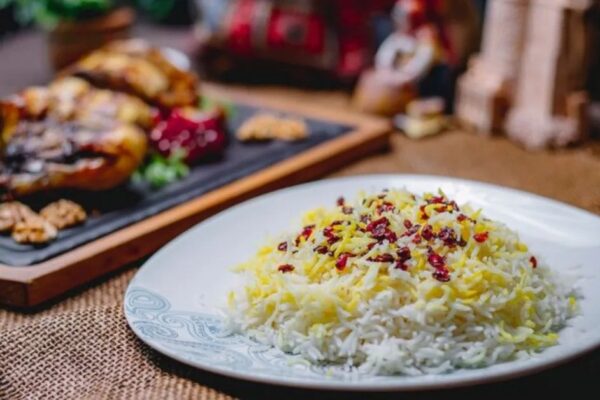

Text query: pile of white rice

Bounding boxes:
[226,188,578,375]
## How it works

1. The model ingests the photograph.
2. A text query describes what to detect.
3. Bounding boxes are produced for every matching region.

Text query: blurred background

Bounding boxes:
[0,0,598,145]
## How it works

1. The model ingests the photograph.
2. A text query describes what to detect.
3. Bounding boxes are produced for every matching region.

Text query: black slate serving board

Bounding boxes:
[0,104,351,266]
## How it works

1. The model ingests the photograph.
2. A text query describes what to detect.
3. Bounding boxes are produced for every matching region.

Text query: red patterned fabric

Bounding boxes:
[203,0,396,80]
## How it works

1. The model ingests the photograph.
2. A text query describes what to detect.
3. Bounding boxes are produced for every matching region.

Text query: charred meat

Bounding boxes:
[65,39,199,109]
[0,115,147,197]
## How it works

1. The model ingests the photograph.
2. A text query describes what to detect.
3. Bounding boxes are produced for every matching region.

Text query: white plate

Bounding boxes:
[124,175,600,391]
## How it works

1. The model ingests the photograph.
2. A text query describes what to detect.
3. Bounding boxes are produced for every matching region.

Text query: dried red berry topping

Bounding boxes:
[438,227,457,246]
[323,226,340,244]
[427,250,451,281]
[427,252,445,269]
[457,214,468,222]
[277,242,288,251]
[368,253,395,263]
[421,224,434,241]
[530,256,537,268]
[402,224,421,237]
[433,268,451,282]
[296,225,315,245]
[366,217,397,243]
[336,197,345,206]
[473,232,489,243]
[336,253,352,271]
[376,202,395,215]
[395,261,409,271]
[450,201,460,212]
[342,206,354,215]
[366,216,388,234]
[278,264,294,273]
[403,219,413,229]
[314,245,329,254]
[419,205,430,220]
[412,234,422,244]
[397,246,411,261]
[427,196,445,204]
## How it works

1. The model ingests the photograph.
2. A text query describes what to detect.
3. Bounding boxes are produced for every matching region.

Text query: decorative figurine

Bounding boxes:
[353,0,479,117]
[456,0,597,149]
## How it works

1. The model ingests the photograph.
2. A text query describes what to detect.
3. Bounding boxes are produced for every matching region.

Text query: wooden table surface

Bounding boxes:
[1,25,600,400]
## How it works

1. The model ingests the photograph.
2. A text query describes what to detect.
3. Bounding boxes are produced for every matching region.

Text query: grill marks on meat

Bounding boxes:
[65,39,199,109]
[0,118,147,197]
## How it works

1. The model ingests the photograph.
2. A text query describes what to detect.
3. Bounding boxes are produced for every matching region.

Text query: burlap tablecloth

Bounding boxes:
[2,28,600,400]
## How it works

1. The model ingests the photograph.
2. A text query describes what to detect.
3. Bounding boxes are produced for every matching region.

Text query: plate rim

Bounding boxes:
[125,173,600,391]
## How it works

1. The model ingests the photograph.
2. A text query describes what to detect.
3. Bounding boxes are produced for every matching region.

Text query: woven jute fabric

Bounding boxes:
[0,268,233,400]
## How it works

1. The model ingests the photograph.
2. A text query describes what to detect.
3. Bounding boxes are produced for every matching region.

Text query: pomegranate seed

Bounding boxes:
[403,219,413,229]
[278,264,294,273]
[530,256,537,268]
[421,225,434,241]
[277,242,288,251]
[336,197,345,206]
[457,214,468,222]
[473,232,489,243]
[367,242,377,250]
[412,234,422,244]
[323,226,339,244]
[368,253,395,262]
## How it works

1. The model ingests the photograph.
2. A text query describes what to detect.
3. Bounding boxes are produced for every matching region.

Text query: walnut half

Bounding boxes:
[12,215,58,244]
[0,202,37,233]
[40,199,87,229]
[236,113,308,142]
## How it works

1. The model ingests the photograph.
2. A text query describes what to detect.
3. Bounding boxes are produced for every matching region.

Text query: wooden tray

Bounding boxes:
[0,85,390,307]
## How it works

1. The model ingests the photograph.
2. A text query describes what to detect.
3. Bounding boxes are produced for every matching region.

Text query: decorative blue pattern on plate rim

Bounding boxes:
[124,287,387,382]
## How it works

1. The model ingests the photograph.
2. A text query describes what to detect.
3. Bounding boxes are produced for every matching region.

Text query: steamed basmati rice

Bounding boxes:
[226,188,578,375]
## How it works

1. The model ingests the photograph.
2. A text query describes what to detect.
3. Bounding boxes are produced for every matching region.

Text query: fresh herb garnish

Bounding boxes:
[133,150,189,189]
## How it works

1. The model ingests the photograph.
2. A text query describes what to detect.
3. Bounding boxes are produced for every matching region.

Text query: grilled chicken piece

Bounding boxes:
[1,104,147,197]
[65,39,199,109]
[11,77,155,129]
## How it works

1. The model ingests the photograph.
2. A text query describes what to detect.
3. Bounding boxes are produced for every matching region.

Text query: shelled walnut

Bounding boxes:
[236,113,308,142]
[0,202,37,233]
[40,199,87,229]
[11,215,58,244]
